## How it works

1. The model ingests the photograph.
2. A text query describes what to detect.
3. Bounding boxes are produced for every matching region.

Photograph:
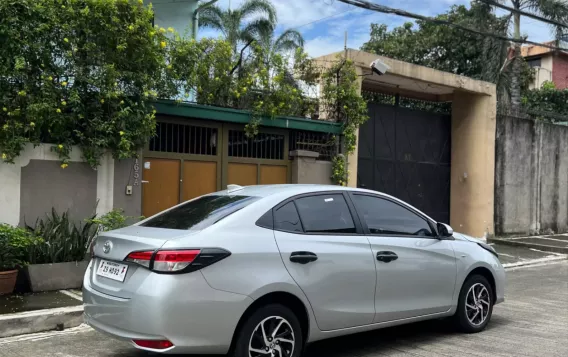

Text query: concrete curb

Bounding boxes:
[0,305,84,338]
[489,237,568,254]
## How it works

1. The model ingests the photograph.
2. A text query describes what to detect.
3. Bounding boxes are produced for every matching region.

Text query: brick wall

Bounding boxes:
[552,54,568,89]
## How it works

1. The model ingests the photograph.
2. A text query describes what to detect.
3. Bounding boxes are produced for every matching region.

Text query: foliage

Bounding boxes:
[197,0,277,50]
[87,208,143,233]
[0,0,170,167]
[321,58,368,185]
[522,85,568,121]
[0,224,40,271]
[25,209,97,264]
[331,154,347,187]
[166,36,318,136]
[360,1,522,99]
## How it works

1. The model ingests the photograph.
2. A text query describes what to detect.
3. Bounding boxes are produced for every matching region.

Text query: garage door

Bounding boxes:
[357,102,451,223]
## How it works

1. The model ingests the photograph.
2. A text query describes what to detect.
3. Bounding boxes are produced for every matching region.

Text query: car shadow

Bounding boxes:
[117,315,512,357]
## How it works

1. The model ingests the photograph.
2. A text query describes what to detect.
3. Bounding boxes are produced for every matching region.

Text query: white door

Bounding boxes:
[273,193,377,331]
[349,193,457,323]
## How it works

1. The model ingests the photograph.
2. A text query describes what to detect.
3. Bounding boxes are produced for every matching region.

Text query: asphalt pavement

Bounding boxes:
[0,261,566,357]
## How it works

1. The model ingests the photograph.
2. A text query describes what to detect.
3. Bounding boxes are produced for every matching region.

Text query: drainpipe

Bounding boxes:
[192,0,219,39]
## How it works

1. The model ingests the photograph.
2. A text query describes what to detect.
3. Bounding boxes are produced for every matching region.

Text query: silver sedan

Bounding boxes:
[83,184,505,356]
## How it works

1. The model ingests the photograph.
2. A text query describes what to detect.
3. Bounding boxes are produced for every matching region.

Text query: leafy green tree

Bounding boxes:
[196,0,277,51]
[360,1,517,99]
[490,0,568,112]
[0,0,171,167]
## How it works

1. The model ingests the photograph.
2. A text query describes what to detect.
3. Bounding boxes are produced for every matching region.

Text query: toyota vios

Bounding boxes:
[83,184,505,356]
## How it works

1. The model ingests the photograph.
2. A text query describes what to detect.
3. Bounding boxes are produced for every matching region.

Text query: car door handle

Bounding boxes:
[377,251,398,263]
[290,251,318,264]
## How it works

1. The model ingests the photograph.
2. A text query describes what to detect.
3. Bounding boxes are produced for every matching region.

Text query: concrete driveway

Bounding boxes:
[1,262,567,357]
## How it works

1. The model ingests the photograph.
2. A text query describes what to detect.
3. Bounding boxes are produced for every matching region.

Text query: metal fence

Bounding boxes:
[149,122,218,156]
[289,130,338,161]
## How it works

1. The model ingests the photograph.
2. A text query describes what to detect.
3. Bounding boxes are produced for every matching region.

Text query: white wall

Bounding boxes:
[0,144,114,226]
[144,0,199,37]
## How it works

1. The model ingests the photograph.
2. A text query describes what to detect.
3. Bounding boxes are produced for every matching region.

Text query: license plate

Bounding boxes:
[96,259,128,282]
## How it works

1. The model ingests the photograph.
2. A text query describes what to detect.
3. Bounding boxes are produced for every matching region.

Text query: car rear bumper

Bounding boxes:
[83,262,253,354]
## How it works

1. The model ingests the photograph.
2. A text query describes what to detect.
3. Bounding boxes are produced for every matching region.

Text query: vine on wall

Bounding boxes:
[321,58,369,185]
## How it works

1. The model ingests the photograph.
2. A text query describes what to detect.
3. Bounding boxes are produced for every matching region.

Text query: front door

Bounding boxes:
[273,192,376,331]
[349,193,457,323]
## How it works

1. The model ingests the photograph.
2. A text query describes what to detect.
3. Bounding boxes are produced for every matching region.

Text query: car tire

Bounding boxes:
[454,274,494,333]
[234,304,303,357]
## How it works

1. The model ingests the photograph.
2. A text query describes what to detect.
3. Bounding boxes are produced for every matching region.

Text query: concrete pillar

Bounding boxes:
[450,91,497,237]
[290,150,333,185]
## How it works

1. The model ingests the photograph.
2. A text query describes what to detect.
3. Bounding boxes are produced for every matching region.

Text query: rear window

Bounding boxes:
[141,195,259,230]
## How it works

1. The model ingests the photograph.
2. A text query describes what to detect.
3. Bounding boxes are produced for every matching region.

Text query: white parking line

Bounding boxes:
[503,255,567,269]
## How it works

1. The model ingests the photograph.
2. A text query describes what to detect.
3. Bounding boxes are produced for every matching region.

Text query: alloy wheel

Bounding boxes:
[465,282,491,326]
[249,316,295,357]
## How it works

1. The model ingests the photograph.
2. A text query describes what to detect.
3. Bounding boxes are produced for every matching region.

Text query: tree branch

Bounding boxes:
[230,39,255,75]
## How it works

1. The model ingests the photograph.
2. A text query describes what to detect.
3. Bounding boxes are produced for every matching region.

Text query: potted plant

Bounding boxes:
[24,209,97,292]
[0,224,38,295]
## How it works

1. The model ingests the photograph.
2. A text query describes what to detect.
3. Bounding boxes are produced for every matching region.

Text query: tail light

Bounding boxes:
[89,238,97,258]
[125,248,230,274]
[132,339,173,350]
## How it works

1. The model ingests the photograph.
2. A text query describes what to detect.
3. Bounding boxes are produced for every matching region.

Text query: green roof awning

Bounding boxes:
[153,100,342,134]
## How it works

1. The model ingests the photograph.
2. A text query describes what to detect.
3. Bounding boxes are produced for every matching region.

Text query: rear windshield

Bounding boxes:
[141,195,259,230]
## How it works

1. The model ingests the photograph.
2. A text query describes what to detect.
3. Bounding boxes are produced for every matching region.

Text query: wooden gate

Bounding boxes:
[142,119,290,217]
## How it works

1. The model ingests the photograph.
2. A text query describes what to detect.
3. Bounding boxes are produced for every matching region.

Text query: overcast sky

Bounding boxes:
[198,0,551,57]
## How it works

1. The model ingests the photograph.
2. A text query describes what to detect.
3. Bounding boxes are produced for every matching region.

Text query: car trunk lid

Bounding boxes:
[89,226,193,298]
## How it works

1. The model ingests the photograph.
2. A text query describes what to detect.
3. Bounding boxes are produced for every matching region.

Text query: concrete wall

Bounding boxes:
[495,115,568,235]
[113,158,142,218]
[290,150,333,185]
[20,160,97,226]
[450,91,497,238]
[0,144,141,227]
[530,55,553,90]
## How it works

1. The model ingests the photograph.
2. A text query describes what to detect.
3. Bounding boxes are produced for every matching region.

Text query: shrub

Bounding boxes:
[26,209,97,264]
[0,224,40,271]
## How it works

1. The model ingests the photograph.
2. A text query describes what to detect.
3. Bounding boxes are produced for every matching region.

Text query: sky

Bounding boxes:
[197,0,551,58]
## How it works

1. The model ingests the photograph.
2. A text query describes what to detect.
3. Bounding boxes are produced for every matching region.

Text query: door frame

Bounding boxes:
[222,123,291,187]
[142,117,223,205]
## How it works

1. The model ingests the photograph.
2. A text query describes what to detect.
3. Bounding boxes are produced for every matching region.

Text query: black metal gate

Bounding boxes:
[357,100,451,223]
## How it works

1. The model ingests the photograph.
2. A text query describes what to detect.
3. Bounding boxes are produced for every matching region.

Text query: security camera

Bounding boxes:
[370,58,390,76]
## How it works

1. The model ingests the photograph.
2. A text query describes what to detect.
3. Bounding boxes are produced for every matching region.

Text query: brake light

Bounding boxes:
[125,250,153,268]
[125,248,230,274]
[153,250,200,272]
[132,339,173,350]
[89,238,97,258]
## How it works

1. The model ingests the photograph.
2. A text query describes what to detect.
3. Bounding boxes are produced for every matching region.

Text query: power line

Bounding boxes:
[335,0,568,51]
[294,8,356,30]
[478,0,568,30]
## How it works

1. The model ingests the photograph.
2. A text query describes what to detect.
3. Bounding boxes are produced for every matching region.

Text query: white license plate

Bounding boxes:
[96,259,128,282]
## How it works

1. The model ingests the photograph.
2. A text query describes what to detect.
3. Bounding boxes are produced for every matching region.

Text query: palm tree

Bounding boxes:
[258,28,305,55]
[491,0,568,111]
[197,0,277,51]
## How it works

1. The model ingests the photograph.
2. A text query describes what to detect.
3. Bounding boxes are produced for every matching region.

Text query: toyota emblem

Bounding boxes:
[103,241,112,254]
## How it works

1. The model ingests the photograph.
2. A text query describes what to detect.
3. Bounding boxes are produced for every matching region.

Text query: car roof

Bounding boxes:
[215,184,437,223]
[217,184,360,198]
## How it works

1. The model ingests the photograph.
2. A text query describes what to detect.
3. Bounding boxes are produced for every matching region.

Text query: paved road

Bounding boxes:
[1,262,567,357]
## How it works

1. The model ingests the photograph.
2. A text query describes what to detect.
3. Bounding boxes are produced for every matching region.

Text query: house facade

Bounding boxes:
[522,41,568,90]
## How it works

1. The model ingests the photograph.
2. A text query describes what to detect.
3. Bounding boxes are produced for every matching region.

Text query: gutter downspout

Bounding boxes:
[192,0,219,39]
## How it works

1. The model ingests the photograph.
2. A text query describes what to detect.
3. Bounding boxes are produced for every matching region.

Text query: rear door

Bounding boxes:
[273,192,376,331]
[349,193,457,323]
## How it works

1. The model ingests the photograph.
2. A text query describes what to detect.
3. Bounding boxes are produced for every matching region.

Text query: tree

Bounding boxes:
[361,1,517,98]
[0,0,170,167]
[490,0,568,112]
[196,0,277,51]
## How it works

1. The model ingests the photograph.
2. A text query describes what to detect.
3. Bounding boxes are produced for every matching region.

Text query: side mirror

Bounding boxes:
[437,223,453,238]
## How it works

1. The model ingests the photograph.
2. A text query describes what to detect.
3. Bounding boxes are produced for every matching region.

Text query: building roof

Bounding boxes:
[521,41,558,58]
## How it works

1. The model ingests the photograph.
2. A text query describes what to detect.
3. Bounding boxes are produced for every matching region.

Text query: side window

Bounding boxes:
[295,194,356,234]
[274,202,303,233]
[352,195,433,237]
